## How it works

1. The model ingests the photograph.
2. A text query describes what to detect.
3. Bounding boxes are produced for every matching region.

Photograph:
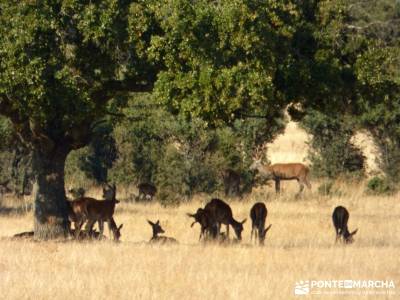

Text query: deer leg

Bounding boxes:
[298,181,305,194]
[251,227,254,242]
[275,179,280,193]
[74,218,84,239]
[335,228,340,243]
[98,220,104,239]
[108,218,117,240]
[85,219,96,237]
[226,224,230,237]
[305,178,311,189]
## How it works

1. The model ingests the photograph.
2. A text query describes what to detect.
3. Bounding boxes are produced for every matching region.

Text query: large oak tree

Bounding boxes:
[0,0,298,239]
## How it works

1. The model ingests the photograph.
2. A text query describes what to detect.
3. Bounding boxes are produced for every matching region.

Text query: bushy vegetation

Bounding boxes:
[300,110,365,179]
[0,0,399,237]
[366,176,393,195]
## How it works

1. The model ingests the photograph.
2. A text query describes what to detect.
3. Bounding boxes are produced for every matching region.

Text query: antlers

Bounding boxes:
[252,144,267,161]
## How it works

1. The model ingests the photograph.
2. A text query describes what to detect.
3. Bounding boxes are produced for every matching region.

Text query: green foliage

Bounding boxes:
[366,176,393,195]
[150,0,296,125]
[301,110,365,179]
[1,0,400,208]
[108,94,285,203]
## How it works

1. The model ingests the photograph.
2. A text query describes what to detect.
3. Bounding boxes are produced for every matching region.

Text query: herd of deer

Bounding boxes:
[66,183,357,245]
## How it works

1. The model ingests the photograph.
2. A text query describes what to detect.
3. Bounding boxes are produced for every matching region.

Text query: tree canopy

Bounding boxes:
[0,0,399,239]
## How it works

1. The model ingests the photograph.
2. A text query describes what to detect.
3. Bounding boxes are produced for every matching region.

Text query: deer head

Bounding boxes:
[250,144,269,172]
[344,228,358,244]
[233,219,247,240]
[148,220,165,237]
[259,224,272,245]
[114,224,124,241]
[103,183,117,201]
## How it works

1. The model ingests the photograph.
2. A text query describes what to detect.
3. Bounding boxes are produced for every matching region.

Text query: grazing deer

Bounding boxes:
[250,202,272,245]
[250,145,311,196]
[137,183,157,201]
[204,198,246,240]
[70,183,122,241]
[148,220,178,244]
[187,208,217,240]
[332,206,358,244]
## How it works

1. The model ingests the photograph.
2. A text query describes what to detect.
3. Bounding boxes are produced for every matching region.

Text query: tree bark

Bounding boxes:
[32,146,70,240]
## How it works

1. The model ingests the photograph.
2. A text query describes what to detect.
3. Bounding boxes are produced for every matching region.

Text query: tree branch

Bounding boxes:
[91,80,154,103]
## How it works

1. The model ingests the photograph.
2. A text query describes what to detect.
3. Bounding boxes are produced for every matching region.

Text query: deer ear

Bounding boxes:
[191,221,197,227]
[265,224,272,234]
[118,224,123,230]
[241,218,247,224]
[147,220,154,226]
[187,213,195,218]
[351,228,358,235]
[156,220,160,225]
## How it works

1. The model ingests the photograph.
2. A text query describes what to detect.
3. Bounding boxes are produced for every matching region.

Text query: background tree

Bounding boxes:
[0,0,297,238]
[0,1,157,239]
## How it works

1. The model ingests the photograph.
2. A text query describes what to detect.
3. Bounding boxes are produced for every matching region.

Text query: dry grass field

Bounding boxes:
[0,122,399,300]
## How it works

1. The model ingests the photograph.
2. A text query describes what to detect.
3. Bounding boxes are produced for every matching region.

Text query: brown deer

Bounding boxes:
[67,197,88,238]
[12,228,108,241]
[147,220,178,244]
[70,183,122,241]
[250,145,311,196]
[332,206,358,244]
[204,198,246,240]
[137,183,157,201]
[250,202,272,245]
[222,169,241,197]
[187,208,217,241]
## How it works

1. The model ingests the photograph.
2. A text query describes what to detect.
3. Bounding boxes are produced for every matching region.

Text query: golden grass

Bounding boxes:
[1,184,399,300]
[0,122,397,300]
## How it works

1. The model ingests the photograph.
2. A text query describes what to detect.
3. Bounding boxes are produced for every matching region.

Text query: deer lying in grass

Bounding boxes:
[249,145,311,196]
[332,206,358,244]
[187,208,216,240]
[69,183,123,241]
[11,229,107,241]
[250,202,272,245]
[204,198,246,240]
[148,220,178,244]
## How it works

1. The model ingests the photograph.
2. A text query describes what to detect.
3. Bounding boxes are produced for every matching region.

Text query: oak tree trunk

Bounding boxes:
[32,147,70,240]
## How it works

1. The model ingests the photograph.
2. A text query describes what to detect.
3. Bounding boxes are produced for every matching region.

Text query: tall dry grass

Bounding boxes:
[0,122,398,300]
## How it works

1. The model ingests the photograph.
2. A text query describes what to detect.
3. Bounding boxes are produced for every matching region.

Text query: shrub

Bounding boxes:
[301,110,365,179]
[317,181,342,197]
[366,176,393,195]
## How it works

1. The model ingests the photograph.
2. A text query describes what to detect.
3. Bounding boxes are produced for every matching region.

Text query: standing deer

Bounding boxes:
[250,146,311,196]
[250,202,272,245]
[204,198,246,240]
[222,169,241,197]
[137,183,157,201]
[67,197,88,238]
[147,220,178,244]
[187,208,216,241]
[332,206,358,244]
[70,183,123,241]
